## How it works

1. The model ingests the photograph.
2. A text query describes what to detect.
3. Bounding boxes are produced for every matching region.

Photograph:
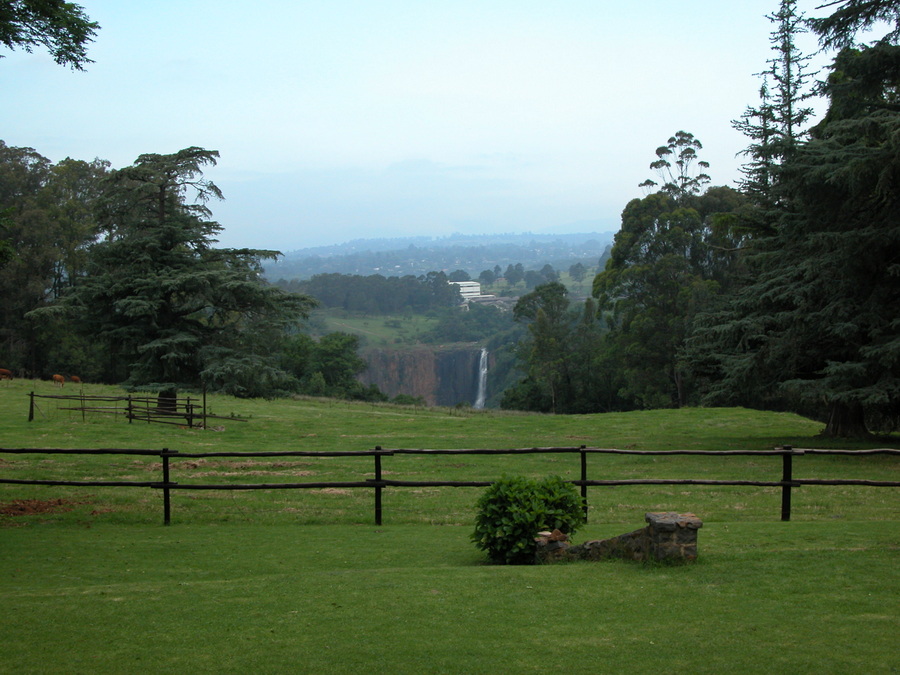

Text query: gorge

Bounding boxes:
[359,347,490,407]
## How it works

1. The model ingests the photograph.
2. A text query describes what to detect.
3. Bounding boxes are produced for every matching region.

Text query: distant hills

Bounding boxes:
[264,231,617,281]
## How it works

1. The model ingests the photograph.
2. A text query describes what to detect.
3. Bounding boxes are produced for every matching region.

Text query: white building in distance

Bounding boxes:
[450,281,483,300]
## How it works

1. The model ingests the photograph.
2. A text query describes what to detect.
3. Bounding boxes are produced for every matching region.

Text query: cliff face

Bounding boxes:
[360,348,483,406]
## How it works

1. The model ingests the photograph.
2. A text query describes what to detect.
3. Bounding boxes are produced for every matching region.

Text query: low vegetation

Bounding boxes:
[472,475,586,564]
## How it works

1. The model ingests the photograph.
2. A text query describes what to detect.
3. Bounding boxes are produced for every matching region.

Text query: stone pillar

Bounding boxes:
[645,512,703,562]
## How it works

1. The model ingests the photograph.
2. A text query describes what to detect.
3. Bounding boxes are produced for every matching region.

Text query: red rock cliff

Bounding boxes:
[359,347,482,406]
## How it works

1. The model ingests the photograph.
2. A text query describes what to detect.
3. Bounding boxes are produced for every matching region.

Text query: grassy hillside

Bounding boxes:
[1,380,897,673]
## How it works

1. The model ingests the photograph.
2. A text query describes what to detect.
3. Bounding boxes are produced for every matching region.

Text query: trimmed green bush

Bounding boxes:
[472,475,586,564]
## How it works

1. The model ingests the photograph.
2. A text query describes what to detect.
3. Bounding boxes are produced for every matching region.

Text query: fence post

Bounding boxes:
[127,395,133,424]
[161,448,175,525]
[580,445,588,522]
[374,446,383,526]
[781,445,793,521]
[28,391,34,422]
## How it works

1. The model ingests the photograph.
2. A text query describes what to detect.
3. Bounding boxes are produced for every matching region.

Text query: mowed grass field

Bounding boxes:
[1,378,898,673]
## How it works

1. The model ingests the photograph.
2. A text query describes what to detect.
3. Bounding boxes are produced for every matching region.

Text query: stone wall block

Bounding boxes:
[535,512,703,565]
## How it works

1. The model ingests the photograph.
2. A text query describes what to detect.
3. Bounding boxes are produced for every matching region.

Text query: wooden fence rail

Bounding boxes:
[1,445,898,525]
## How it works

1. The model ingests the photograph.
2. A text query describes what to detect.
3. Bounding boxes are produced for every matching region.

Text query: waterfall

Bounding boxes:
[474,348,488,409]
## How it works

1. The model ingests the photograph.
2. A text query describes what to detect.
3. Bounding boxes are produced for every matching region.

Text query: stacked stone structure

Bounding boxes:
[535,512,703,564]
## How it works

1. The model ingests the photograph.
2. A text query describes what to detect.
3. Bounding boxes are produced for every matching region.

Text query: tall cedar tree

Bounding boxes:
[692,3,900,436]
[807,0,900,49]
[59,147,316,396]
[731,0,816,221]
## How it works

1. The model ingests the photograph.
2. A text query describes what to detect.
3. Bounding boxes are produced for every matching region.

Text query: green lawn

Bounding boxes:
[1,380,897,673]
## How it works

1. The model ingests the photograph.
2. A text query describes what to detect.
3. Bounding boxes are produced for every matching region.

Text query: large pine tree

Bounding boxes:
[59,147,316,396]
[693,4,900,437]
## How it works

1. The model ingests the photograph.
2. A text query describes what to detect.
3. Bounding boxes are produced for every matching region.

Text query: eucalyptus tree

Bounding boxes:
[0,141,53,372]
[281,331,382,400]
[504,282,575,413]
[0,142,109,375]
[568,262,587,284]
[638,131,711,201]
[594,194,717,408]
[597,132,744,408]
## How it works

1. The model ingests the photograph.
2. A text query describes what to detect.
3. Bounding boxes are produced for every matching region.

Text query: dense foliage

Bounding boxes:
[421,303,513,344]
[0,141,111,378]
[594,185,746,408]
[694,47,900,435]
[281,331,386,401]
[471,475,586,565]
[500,282,615,413]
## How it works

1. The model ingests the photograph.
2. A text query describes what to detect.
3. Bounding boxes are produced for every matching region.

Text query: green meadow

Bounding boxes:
[1,379,897,673]
[314,308,440,347]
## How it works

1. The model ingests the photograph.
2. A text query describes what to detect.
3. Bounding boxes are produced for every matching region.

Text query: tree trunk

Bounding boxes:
[673,368,686,408]
[823,400,870,439]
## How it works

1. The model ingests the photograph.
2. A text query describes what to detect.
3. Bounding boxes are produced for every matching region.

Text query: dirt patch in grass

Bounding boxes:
[144,459,316,476]
[0,498,79,516]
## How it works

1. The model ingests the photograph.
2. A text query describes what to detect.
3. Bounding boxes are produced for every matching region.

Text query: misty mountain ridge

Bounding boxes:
[264,230,617,281]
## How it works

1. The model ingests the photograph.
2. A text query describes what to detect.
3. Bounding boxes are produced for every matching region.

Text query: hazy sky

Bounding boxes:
[2,1,838,251]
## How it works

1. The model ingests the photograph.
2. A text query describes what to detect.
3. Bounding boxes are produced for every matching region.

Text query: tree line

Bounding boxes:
[272,259,591,314]
[276,272,462,314]
[500,0,900,438]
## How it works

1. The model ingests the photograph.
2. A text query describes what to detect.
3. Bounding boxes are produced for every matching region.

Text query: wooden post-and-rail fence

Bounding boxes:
[1,445,897,526]
[26,391,245,428]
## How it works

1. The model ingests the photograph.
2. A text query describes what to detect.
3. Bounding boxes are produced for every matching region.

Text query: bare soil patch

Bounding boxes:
[0,498,78,516]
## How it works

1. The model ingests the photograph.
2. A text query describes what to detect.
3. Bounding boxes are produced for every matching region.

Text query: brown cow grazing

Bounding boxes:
[0,368,12,380]
[52,374,65,387]
[69,375,81,384]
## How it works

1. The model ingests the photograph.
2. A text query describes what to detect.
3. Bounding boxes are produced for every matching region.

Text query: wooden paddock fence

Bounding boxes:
[26,391,243,428]
[1,445,897,525]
